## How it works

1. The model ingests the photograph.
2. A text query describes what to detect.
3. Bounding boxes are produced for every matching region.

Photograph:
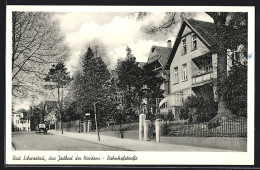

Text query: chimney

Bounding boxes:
[167,40,172,48]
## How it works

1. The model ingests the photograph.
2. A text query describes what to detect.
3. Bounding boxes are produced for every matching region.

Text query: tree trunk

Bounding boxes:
[210,13,234,120]
[94,102,100,141]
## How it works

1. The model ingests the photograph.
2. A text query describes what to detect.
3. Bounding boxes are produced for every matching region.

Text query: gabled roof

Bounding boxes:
[165,19,217,70]
[186,19,217,46]
[147,46,172,68]
[13,109,31,119]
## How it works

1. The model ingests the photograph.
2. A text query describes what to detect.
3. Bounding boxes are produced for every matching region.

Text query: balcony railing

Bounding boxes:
[192,71,213,85]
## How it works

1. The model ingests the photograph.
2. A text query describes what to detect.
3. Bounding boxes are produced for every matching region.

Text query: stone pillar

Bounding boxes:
[87,120,92,132]
[83,122,87,133]
[139,114,146,140]
[155,119,161,143]
[144,120,151,141]
[28,120,31,131]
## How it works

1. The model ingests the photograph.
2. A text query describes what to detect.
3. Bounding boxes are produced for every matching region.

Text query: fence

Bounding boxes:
[99,122,139,132]
[56,120,85,133]
[159,118,247,138]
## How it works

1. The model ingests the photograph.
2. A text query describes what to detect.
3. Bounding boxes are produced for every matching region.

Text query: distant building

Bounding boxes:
[29,100,58,130]
[145,41,173,113]
[43,101,58,126]
[146,41,172,97]
[12,109,31,131]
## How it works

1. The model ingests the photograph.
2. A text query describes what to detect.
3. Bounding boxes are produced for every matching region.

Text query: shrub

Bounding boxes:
[161,122,170,135]
[224,65,247,117]
[179,95,218,124]
[207,120,221,129]
[155,113,166,121]
[166,109,175,121]
[179,107,189,120]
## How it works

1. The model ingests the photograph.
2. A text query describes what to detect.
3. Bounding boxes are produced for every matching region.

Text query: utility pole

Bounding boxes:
[94,102,100,141]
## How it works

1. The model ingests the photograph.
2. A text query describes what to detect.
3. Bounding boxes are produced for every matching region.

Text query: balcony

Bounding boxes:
[192,71,213,87]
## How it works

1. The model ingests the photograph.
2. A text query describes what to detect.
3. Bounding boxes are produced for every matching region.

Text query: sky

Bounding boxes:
[54,12,213,74]
[13,12,213,111]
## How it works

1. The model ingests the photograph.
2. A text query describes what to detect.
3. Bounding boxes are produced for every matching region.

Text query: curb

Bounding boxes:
[49,130,235,152]
[12,143,16,150]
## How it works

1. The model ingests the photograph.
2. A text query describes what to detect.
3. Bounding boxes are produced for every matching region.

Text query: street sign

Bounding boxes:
[85,113,90,116]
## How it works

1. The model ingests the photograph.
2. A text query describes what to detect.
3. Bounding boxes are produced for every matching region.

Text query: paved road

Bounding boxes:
[12,132,127,151]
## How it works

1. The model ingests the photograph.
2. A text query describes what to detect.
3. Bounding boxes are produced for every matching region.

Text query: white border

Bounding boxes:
[6,5,255,165]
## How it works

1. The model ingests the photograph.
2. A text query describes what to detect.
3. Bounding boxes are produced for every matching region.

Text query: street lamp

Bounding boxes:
[85,113,90,119]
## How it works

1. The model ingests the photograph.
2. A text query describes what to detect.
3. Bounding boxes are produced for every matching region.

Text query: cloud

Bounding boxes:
[56,12,213,74]
[56,12,176,73]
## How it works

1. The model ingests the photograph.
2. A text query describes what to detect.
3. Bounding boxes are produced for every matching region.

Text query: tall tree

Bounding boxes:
[116,47,143,110]
[206,12,247,120]
[12,12,69,98]
[115,47,164,120]
[44,62,72,134]
[69,47,111,140]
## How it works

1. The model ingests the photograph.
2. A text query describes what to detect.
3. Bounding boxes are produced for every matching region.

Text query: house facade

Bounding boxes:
[43,101,58,127]
[12,109,31,131]
[159,19,247,119]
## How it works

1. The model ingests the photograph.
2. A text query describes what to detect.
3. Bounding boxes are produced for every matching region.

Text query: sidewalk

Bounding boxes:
[49,130,236,152]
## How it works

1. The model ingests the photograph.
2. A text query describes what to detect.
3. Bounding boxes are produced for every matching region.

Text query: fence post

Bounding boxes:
[155,119,161,143]
[139,114,146,140]
[87,120,92,132]
[83,122,87,133]
[144,120,150,141]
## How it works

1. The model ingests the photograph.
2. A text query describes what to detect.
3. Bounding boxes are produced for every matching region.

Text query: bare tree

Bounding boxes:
[12,12,69,98]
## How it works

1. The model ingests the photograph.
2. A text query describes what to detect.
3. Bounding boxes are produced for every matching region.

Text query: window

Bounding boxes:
[192,34,197,50]
[173,67,179,83]
[182,64,188,81]
[182,38,187,55]
[205,59,212,72]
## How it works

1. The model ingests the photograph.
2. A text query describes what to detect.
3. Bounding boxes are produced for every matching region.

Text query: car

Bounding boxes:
[35,123,48,134]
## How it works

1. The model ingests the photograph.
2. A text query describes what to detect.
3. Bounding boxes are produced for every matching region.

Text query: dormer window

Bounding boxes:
[182,38,187,55]
[192,34,197,50]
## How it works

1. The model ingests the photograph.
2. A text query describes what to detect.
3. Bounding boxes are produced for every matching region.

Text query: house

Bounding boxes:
[146,40,172,97]
[43,101,58,126]
[12,109,31,131]
[159,19,247,119]
[142,41,173,113]
[29,100,58,130]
